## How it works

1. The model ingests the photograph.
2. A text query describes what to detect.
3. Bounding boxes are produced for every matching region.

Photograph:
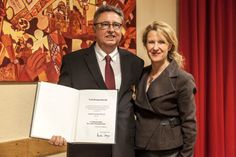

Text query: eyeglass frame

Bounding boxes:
[94,22,123,30]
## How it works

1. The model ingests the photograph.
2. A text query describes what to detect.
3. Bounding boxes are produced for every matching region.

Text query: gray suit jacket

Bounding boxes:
[58,44,144,157]
[135,60,197,157]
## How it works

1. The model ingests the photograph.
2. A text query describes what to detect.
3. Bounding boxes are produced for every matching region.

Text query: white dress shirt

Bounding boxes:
[94,43,121,89]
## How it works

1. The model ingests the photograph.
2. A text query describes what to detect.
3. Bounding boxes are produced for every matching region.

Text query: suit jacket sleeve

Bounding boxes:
[58,55,72,87]
[177,74,197,157]
[134,59,144,86]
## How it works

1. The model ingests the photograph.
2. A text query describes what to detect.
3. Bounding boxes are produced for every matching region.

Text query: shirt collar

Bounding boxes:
[94,43,119,62]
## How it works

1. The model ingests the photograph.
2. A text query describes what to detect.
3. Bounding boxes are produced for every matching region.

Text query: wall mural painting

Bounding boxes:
[0,0,136,82]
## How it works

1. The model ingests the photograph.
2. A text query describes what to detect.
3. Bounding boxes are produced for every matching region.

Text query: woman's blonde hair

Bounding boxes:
[142,21,184,68]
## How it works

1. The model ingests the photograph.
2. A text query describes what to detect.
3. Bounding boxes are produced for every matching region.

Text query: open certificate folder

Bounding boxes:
[30,82,118,144]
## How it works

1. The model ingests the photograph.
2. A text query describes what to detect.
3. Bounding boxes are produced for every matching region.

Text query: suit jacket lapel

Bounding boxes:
[135,61,179,112]
[147,71,176,100]
[118,49,130,98]
[84,45,107,89]
[135,67,155,112]
[147,61,178,100]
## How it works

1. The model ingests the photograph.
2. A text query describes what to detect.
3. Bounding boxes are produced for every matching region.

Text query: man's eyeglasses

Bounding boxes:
[94,22,122,30]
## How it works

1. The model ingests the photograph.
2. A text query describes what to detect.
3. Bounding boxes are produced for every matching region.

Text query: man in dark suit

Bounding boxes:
[49,4,144,157]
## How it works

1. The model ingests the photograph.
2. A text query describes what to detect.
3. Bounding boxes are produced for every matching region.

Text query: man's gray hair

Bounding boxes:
[93,5,124,23]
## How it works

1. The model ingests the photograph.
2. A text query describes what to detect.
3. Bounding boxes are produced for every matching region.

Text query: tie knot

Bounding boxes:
[105,55,112,63]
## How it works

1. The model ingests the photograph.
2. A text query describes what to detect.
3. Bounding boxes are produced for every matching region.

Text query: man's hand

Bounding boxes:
[49,135,67,146]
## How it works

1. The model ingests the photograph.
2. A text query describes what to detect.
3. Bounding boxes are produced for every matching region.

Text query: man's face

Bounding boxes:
[94,12,123,53]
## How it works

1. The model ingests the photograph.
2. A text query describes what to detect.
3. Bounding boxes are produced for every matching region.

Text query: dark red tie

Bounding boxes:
[105,55,115,89]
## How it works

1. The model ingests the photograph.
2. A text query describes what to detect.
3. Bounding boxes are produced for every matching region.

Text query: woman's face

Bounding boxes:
[145,30,171,64]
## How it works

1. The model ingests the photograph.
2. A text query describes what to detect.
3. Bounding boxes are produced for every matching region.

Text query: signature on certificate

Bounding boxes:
[97,132,111,138]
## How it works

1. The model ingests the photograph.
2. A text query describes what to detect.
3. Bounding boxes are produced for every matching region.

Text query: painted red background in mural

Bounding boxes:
[0,0,136,82]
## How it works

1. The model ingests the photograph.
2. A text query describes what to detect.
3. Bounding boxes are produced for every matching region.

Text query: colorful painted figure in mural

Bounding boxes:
[48,4,144,157]
[134,21,197,157]
[0,0,137,82]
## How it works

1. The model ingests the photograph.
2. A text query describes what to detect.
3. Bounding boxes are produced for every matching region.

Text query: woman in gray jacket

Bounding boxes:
[135,21,197,157]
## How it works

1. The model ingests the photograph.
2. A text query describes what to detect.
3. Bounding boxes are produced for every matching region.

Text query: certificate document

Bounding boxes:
[30,82,117,144]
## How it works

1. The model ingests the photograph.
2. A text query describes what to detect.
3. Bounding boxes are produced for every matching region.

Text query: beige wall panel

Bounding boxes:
[0,83,66,157]
[137,0,177,66]
[0,83,37,142]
